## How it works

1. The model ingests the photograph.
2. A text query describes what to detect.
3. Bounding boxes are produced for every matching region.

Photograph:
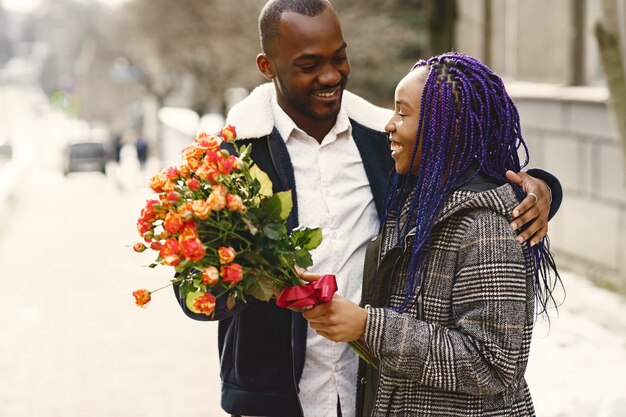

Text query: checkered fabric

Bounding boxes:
[362,184,536,416]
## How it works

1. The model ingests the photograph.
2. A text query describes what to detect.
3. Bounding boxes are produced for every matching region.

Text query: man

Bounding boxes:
[175,1,562,416]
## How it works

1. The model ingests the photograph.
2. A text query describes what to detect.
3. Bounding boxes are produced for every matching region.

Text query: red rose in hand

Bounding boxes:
[160,238,181,266]
[180,236,206,261]
[186,291,216,316]
[163,212,184,234]
[221,263,243,285]
[201,266,219,285]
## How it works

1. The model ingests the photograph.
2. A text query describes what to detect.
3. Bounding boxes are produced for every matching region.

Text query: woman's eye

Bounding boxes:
[397,113,405,121]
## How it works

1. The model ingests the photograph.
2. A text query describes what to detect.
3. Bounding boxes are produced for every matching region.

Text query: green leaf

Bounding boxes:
[295,248,313,269]
[258,194,282,221]
[241,251,272,267]
[274,191,293,220]
[263,222,287,240]
[248,277,275,302]
[291,227,323,250]
[249,164,273,197]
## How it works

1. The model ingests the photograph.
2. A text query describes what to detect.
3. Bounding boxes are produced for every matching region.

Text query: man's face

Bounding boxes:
[261,7,351,127]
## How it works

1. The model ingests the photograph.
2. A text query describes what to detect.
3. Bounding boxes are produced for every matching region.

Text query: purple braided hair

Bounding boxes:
[384,52,561,316]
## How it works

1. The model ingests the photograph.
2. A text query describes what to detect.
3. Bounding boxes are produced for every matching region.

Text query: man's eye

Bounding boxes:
[298,64,316,72]
[397,113,405,120]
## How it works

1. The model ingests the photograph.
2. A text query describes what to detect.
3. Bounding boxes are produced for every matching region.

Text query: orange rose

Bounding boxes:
[196,164,220,183]
[218,246,236,264]
[163,212,184,234]
[220,125,236,142]
[201,266,219,285]
[133,242,147,253]
[179,164,191,178]
[192,200,211,219]
[149,171,167,193]
[149,241,162,251]
[180,236,206,261]
[160,238,181,266]
[186,291,216,316]
[207,190,226,211]
[133,289,151,308]
[221,263,243,285]
[182,143,204,161]
[196,133,222,151]
[226,194,245,212]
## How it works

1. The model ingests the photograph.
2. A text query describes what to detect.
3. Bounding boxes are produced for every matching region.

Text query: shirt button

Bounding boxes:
[360,377,367,385]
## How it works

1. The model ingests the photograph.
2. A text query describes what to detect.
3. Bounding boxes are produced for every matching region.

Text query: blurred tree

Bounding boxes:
[105,0,424,110]
[0,4,13,66]
[595,0,626,183]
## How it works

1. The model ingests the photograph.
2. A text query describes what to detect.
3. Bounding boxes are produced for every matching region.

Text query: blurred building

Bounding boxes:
[456,0,626,289]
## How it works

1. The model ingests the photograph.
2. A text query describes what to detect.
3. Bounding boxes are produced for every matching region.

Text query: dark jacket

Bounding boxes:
[174,118,394,416]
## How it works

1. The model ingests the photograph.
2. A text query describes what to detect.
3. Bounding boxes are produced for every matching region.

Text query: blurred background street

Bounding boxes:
[0,0,626,416]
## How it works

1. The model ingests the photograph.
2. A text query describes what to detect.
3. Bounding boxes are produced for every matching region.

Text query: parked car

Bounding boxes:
[63,141,107,175]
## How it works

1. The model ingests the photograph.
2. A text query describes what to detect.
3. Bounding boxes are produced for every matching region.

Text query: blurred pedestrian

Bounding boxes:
[135,133,148,170]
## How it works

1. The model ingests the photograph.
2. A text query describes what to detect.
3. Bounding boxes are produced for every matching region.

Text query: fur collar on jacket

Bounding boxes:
[226,83,393,140]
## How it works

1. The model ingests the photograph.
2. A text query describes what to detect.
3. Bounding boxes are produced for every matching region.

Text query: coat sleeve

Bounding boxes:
[363,210,531,396]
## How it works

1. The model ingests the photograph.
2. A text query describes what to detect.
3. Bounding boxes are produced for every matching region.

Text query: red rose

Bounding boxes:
[160,238,181,266]
[187,177,200,191]
[163,212,184,234]
[220,125,236,142]
[186,291,216,316]
[221,263,243,285]
[201,266,219,285]
[180,236,206,261]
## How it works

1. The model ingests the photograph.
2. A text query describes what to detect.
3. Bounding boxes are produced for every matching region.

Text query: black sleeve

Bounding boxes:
[526,168,562,221]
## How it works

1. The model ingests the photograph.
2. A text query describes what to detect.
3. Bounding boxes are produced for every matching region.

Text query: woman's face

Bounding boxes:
[385,67,429,175]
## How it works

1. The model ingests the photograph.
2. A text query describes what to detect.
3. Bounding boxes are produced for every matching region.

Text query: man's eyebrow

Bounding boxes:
[294,43,348,61]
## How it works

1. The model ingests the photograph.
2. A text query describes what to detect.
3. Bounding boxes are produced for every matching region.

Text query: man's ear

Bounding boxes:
[257,53,275,81]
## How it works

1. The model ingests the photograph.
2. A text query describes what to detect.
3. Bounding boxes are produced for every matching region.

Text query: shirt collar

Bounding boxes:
[271,92,351,143]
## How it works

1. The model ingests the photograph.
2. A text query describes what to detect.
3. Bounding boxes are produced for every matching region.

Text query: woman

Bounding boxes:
[303,52,561,416]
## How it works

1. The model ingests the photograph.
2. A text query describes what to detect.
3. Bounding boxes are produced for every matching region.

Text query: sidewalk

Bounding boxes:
[526,270,626,417]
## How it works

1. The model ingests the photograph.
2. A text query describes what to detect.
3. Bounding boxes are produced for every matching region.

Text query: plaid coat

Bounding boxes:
[359,184,536,416]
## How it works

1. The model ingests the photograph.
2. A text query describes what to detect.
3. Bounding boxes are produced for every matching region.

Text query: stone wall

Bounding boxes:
[508,82,626,289]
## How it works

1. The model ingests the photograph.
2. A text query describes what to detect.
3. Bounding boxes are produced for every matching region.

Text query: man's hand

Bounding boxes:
[506,170,551,246]
[303,295,367,343]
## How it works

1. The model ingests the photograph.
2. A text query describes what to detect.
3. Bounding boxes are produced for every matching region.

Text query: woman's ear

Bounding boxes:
[256,54,275,81]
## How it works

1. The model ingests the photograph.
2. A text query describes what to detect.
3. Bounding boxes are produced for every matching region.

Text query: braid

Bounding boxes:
[385,52,562,315]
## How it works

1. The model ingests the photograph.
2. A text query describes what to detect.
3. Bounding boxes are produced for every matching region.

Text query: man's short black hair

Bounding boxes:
[259,0,334,56]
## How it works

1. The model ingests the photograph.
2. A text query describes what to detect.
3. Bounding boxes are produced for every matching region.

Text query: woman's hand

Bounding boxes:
[303,294,368,343]
[506,170,551,246]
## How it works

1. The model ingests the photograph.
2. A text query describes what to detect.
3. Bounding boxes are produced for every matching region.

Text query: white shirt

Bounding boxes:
[272,95,380,417]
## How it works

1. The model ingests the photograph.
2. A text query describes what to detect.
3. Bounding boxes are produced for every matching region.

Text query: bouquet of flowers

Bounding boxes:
[132,125,322,316]
[132,125,377,368]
